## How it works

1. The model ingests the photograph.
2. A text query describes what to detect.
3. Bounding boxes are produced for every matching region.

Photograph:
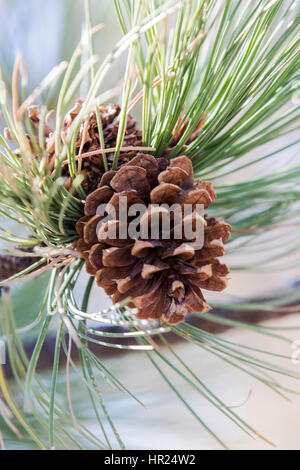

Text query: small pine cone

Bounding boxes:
[76,154,231,325]
[28,100,143,195]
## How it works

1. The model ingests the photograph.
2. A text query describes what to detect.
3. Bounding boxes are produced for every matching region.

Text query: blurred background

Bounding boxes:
[0,0,300,450]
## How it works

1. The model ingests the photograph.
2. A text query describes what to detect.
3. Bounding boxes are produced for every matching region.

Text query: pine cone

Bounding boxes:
[76,154,231,325]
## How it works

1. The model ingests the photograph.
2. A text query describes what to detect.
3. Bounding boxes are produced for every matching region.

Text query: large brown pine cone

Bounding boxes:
[76,154,231,325]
